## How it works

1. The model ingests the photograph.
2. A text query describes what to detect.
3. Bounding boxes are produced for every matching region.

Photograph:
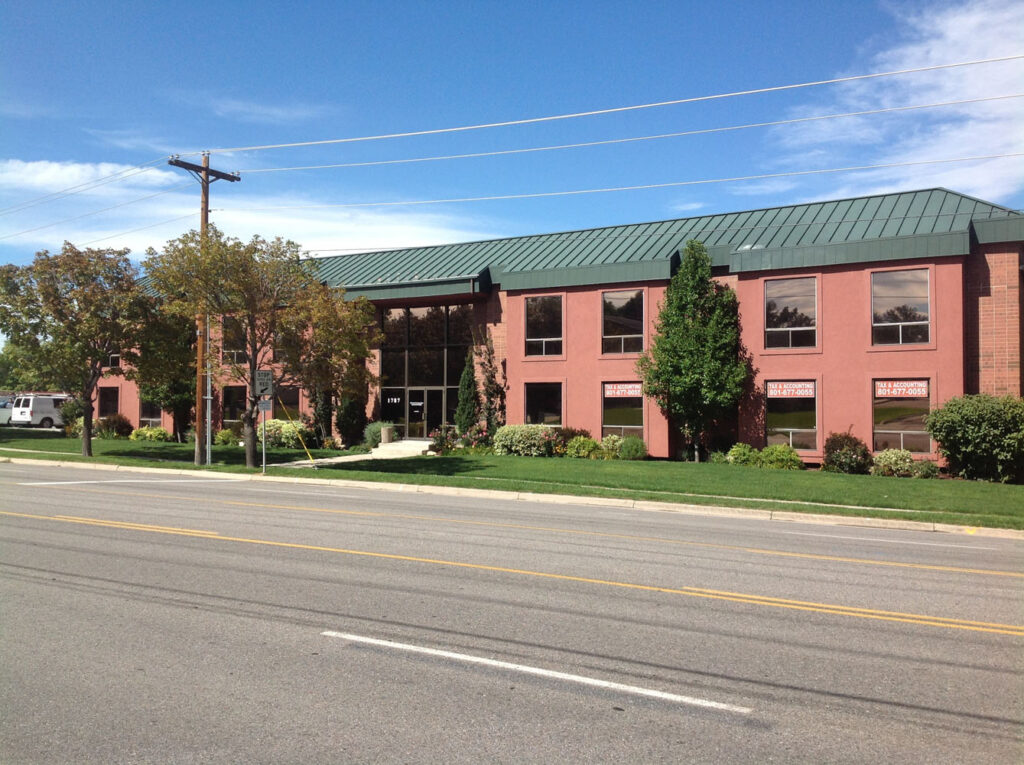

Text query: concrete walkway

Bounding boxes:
[272,439,432,468]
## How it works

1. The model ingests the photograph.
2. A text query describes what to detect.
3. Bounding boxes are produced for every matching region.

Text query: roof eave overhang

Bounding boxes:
[972,217,1024,245]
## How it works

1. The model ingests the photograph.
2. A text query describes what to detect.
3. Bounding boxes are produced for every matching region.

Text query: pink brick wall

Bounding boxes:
[965,245,1023,396]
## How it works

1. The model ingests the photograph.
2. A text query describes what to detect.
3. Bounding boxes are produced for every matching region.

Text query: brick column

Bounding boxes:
[965,245,1024,396]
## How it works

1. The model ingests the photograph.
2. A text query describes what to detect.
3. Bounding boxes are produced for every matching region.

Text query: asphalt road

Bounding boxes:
[1,461,1021,763]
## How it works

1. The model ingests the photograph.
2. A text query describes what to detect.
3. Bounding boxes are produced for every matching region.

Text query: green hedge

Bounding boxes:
[927,395,1024,483]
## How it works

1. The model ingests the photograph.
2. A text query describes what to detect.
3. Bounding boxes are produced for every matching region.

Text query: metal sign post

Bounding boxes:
[254,371,274,475]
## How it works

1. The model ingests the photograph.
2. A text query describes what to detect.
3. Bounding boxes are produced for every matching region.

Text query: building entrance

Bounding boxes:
[407,388,443,438]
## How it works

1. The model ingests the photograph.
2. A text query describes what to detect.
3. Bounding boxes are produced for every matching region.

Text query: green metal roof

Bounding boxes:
[313,188,1021,300]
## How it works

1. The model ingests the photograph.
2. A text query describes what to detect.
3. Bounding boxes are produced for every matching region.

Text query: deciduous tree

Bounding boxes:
[0,244,145,456]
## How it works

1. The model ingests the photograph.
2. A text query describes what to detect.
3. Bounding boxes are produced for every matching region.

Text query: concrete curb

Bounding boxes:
[4,456,1023,540]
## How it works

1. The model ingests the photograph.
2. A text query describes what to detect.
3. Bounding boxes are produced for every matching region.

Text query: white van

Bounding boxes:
[10,394,70,428]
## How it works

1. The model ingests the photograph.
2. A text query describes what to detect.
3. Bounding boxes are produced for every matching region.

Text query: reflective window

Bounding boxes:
[381,388,406,430]
[222,385,246,426]
[602,382,643,439]
[274,386,300,421]
[447,304,474,344]
[382,308,407,347]
[872,270,929,345]
[525,383,561,425]
[222,316,248,364]
[602,290,643,353]
[99,387,119,418]
[409,306,446,347]
[525,296,563,356]
[765,381,816,450]
[140,400,162,428]
[873,380,930,452]
[765,278,816,348]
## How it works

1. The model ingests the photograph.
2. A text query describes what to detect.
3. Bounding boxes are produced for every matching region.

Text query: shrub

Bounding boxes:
[600,434,623,459]
[822,432,872,474]
[759,443,804,470]
[726,442,760,466]
[551,427,592,456]
[214,428,237,446]
[60,399,84,435]
[94,413,133,439]
[363,421,398,449]
[912,459,940,479]
[926,394,1024,483]
[257,418,315,449]
[335,394,368,447]
[430,425,458,455]
[493,424,558,456]
[460,421,492,448]
[565,435,599,459]
[871,448,915,477]
[619,436,648,461]
[709,451,729,464]
[129,426,172,442]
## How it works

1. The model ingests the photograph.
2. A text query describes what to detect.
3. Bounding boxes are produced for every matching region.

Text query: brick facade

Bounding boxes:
[965,245,1024,396]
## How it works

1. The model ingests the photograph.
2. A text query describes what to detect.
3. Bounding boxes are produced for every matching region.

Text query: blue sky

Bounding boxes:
[1,0,1022,267]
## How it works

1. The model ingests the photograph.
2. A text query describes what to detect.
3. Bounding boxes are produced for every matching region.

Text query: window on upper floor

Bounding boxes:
[602,290,643,353]
[871,269,929,345]
[222,316,248,364]
[525,296,562,356]
[765,278,816,349]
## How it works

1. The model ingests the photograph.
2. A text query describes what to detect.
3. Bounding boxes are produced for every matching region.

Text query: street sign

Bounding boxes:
[254,370,273,397]
[258,400,272,412]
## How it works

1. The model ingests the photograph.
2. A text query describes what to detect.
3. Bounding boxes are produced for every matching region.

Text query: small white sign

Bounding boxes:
[875,379,929,398]
[766,381,815,399]
[604,382,643,398]
[254,370,274,396]
[258,400,273,412]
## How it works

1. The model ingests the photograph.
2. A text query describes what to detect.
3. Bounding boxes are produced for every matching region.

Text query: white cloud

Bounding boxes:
[0,159,179,195]
[756,0,1024,202]
[84,129,179,155]
[212,98,334,125]
[668,200,706,214]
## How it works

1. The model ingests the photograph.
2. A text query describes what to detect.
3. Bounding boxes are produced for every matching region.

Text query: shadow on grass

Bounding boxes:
[321,456,489,477]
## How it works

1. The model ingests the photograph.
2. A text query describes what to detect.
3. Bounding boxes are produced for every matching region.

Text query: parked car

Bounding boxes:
[10,394,70,428]
[0,398,13,425]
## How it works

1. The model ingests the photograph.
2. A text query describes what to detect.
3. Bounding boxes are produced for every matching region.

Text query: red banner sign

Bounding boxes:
[874,380,929,398]
[604,382,643,398]
[766,381,815,398]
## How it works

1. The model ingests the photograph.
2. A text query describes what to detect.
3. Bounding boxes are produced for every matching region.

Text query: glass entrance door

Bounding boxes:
[407,388,443,438]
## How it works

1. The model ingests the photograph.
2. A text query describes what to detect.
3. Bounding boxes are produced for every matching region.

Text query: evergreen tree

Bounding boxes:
[454,348,480,434]
[637,240,749,460]
[476,330,506,435]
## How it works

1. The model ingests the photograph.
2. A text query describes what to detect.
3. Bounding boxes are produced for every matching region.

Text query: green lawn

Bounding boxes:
[3,427,1022,529]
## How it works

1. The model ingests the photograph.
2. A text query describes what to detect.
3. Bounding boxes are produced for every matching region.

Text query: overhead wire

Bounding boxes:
[236,94,1024,175]
[224,152,1024,213]
[0,156,168,217]
[0,183,195,241]
[180,54,1024,157]
[81,212,200,246]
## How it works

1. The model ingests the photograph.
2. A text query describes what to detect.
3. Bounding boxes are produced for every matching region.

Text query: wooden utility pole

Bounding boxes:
[168,154,240,466]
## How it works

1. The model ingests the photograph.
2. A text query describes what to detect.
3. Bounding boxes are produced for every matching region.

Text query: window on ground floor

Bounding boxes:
[140,400,162,428]
[99,387,119,418]
[873,379,930,452]
[765,381,817,450]
[602,382,643,439]
[222,385,247,428]
[525,383,562,425]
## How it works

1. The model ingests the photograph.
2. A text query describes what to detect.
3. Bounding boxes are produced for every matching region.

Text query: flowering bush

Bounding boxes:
[493,424,558,456]
[460,421,492,448]
[430,425,458,454]
[822,432,872,474]
[600,434,623,459]
[551,427,592,456]
[257,418,315,449]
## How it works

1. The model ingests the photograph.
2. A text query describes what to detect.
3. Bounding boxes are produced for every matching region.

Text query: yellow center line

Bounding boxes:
[3,509,1022,637]
[40,485,1024,579]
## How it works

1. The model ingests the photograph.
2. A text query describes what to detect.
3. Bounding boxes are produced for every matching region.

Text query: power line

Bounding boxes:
[224,152,1024,213]
[0,157,168,217]
[237,94,1024,175]
[0,183,194,241]
[183,54,1024,157]
[81,212,200,246]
